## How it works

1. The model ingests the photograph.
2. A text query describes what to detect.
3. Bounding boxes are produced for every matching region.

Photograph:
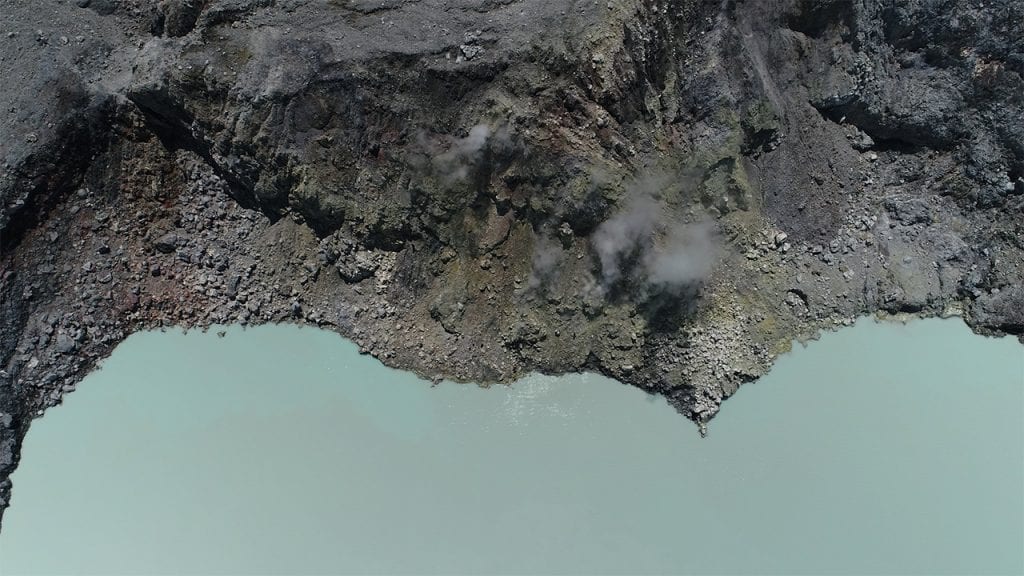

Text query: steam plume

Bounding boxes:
[590,178,718,296]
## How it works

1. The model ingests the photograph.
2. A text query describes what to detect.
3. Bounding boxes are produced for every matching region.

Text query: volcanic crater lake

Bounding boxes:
[0,317,1021,575]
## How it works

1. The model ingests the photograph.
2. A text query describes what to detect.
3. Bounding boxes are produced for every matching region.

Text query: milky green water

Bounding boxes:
[0,317,1021,575]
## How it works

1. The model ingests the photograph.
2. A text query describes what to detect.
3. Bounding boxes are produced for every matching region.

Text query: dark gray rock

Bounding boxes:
[885,197,933,226]
[972,288,1024,334]
[153,232,181,254]
[0,438,13,468]
[336,253,378,284]
[55,333,77,354]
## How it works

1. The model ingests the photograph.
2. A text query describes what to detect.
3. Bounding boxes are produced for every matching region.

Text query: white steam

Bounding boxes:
[591,195,660,286]
[431,124,511,183]
[591,188,718,295]
[527,236,565,289]
[643,221,717,290]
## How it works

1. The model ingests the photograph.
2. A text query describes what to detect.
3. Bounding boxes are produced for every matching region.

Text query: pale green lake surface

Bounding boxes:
[1,317,1022,575]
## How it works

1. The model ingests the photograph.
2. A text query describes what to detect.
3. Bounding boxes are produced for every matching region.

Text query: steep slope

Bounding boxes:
[2,0,1022,526]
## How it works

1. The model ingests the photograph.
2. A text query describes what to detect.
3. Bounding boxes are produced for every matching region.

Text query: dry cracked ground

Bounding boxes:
[1,0,1022,526]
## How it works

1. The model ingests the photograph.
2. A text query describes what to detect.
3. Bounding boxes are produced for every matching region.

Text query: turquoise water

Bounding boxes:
[0,317,1021,575]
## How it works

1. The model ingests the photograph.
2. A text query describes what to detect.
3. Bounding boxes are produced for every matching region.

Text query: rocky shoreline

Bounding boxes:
[2,0,1022,527]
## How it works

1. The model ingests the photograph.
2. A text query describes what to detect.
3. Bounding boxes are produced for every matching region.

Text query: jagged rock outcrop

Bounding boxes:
[2,0,1022,527]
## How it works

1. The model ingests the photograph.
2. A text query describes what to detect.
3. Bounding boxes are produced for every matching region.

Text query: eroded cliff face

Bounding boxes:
[1,0,1022,524]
